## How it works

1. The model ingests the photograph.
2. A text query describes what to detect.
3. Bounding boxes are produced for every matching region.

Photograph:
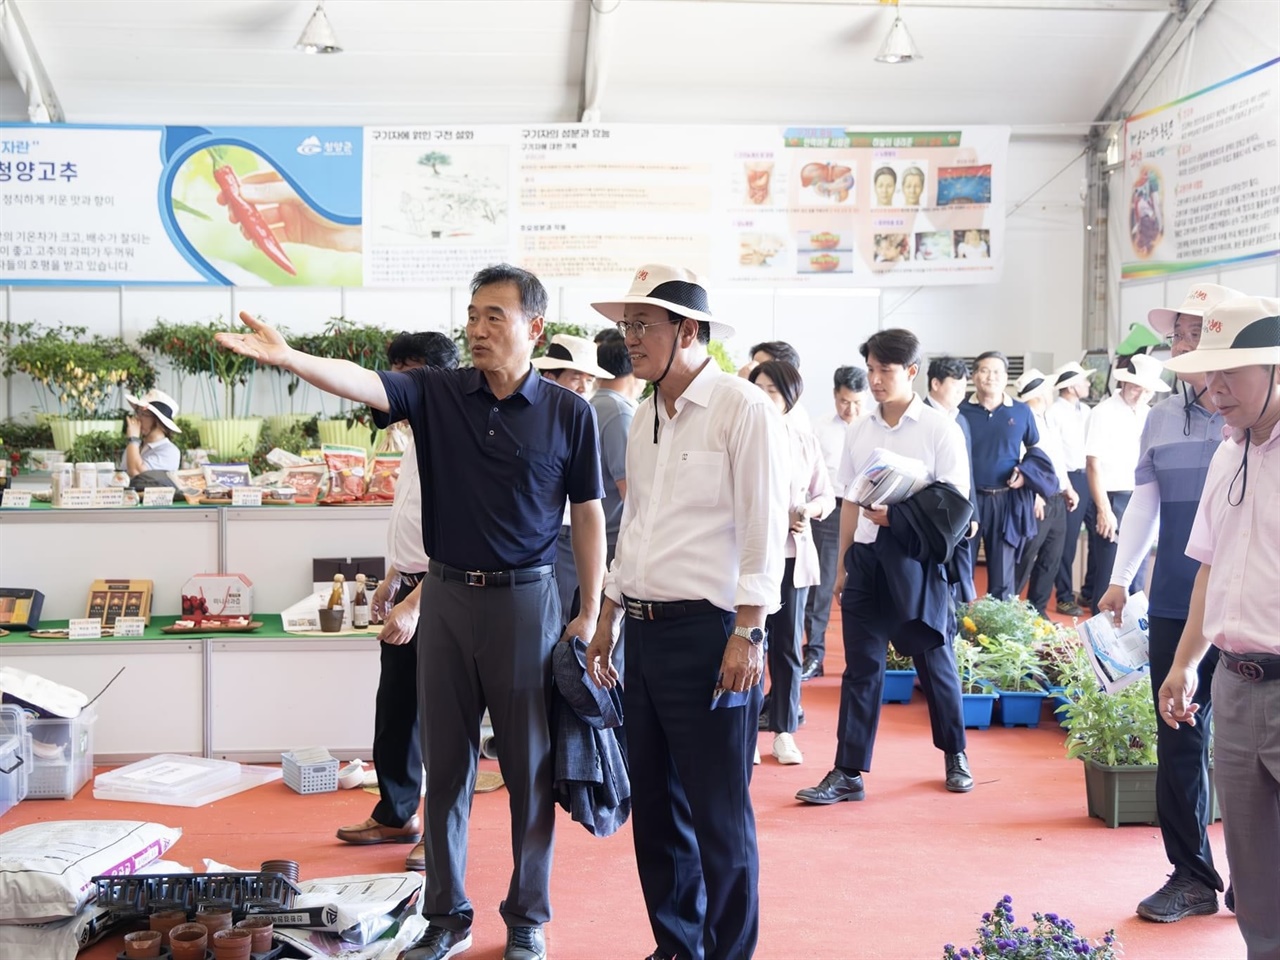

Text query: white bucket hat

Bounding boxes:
[124,388,183,433]
[1012,368,1049,399]
[1051,361,1094,392]
[531,333,612,379]
[1164,296,1280,374]
[591,264,735,340]
[1113,353,1171,393]
[1147,282,1244,337]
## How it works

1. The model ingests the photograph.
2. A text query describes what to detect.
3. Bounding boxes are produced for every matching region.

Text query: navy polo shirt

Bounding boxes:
[958,396,1039,490]
[374,366,603,570]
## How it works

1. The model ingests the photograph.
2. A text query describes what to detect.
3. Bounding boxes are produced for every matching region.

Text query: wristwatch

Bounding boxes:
[732,625,765,645]
[127,437,141,445]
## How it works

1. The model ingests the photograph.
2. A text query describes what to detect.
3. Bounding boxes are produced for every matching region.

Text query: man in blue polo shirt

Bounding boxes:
[216,264,605,960]
[958,351,1039,600]
[1098,282,1241,925]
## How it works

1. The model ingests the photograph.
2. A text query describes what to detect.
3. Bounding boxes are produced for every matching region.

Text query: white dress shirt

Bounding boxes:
[1084,394,1149,493]
[387,434,429,573]
[1049,395,1091,472]
[836,394,970,545]
[816,413,851,484]
[1031,408,1070,491]
[604,362,789,613]
[784,417,836,586]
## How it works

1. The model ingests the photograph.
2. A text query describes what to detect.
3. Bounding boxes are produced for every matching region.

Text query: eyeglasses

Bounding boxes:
[615,319,678,339]
[1167,330,1202,346]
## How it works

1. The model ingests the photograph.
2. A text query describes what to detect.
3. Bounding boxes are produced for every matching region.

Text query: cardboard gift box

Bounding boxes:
[182,573,254,617]
[0,588,45,630]
[84,580,152,627]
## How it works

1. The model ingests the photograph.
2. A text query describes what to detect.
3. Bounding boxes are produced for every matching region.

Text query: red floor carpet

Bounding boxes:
[5,589,1246,959]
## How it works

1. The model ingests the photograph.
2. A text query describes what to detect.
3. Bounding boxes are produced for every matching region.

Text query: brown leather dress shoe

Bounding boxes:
[405,841,426,871]
[336,814,422,845]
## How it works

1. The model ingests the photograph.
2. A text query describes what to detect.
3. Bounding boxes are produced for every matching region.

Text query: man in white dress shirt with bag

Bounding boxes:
[585,265,789,960]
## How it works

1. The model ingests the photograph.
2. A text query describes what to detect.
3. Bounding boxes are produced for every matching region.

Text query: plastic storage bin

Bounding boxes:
[0,704,32,816]
[281,748,338,794]
[27,703,97,799]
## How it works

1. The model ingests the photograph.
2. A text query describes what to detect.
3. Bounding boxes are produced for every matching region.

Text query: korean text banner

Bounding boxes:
[1,123,1007,288]
[1122,58,1280,280]
[0,124,363,286]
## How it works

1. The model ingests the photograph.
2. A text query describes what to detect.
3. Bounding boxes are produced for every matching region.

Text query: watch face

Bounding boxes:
[738,626,764,644]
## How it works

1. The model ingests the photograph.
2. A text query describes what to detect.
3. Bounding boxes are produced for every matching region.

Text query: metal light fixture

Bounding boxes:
[296,1,342,54]
[874,2,921,64]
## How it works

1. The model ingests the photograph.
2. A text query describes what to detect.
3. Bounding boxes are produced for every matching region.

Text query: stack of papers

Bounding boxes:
[1077,591,1151,693]
[849,448,929,507]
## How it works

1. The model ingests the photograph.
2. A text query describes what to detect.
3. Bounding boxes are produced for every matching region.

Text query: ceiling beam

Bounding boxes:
[689,0,1175,11]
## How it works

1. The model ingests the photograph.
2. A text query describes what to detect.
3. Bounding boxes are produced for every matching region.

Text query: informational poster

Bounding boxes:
[0,124,363,286]
[2,122,1008,288]
[1121,58,1280,280]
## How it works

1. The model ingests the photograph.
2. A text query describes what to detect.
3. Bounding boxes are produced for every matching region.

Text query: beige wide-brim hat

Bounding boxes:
[124,388,182,433]
[1113,353,1171,393]
[1147,282,1244,337]
[531,333,612,379]
[1012,368,1049,399]
[1051,361,1094,392]
[1164,295,1280,374]
[591,264,736,340]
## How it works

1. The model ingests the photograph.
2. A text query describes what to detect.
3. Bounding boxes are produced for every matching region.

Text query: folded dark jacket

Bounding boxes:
[551,639,630,837]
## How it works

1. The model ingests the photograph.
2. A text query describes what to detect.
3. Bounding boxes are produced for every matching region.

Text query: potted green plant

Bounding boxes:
[1,321,155,451]
[296,317,394,457]
[1057,646,1159,827]
[974,633,1049,728]
[882,642,917,705]
[953,637,998,730]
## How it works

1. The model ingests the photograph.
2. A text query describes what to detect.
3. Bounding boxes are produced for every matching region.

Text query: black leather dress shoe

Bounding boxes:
[404,925,473,960]
[504,925,545,960]
[795,768,865,804]
[800,654,824,681]
[945,751,974,793]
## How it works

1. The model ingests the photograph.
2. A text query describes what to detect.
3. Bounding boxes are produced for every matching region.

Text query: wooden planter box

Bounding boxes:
[1083,758,1158,828]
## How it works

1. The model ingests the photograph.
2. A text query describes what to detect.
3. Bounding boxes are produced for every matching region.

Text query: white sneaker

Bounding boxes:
[753,746,761,765]
[772,732,804,765]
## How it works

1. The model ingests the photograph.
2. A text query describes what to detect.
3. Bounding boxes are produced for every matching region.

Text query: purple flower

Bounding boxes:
[960,948,971,958]
[982,913,992,922]
[1002,895,1013,904]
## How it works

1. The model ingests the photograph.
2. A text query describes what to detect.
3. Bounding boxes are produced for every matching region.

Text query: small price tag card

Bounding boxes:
[113,617,147,637]
[57,489,94,509]
[0,490,33,509]
[92,488,124,508]
[68,618,102,639]
[142,487,176,507]
[232,487,264,507]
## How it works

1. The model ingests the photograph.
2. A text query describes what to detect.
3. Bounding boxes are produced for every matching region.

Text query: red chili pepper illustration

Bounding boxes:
[209,149,297,276]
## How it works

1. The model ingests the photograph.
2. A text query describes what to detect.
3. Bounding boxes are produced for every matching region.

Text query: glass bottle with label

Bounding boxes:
[327,574,346,610]
[352,574,370,629]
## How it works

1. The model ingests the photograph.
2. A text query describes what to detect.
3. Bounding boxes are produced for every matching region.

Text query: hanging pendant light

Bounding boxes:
[875,1,922,64]
[296,1,343,54]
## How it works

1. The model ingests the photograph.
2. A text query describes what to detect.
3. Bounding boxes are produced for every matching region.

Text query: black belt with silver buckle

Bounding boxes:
[622,596,721,621]
[978,487,1010,495]
[427,559,554,588]
[1220,651,1280,683]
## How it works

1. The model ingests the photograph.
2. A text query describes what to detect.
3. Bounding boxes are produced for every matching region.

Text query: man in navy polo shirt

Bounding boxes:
[216,264,605,960]
[958,351,1039,600]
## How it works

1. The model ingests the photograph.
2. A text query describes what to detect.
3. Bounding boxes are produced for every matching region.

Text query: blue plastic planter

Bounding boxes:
[1047,686,1072,729]
[994,689,1048,728]
[961,691,998,729]
[882,669,917,704]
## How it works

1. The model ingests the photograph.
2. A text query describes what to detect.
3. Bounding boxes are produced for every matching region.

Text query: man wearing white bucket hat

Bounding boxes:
[534,334,613,620]
[1082,352,1169,615]
[1159,295,1280,958]
[585,264,788,960]
[122,388,182,477]
[1097,282,1241,924]
[1048,360,1096,615]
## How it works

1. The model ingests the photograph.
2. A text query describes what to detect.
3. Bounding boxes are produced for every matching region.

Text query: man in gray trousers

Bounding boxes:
[215,264,606,960]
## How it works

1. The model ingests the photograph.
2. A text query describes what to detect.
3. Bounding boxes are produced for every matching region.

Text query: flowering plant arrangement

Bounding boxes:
[943,895,1120,959]
[961,596,1056,646]
[1058,645,1158,766]
[2,321,155,419]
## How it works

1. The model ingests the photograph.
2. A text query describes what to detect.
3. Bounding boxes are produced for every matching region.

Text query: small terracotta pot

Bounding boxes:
[235,916,275,953]
[211,928,254,960]
[149,909,189,946]
[317,608,344,632]
[124,929,164,958]
[168,922,208,960]
[195,906,233,935]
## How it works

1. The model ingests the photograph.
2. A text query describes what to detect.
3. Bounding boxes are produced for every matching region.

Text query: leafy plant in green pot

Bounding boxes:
[1,321,155,451]
[1057,645,1159,827]
[296,317,395,457]
[953,637,998,730]
[882,642,917,705]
